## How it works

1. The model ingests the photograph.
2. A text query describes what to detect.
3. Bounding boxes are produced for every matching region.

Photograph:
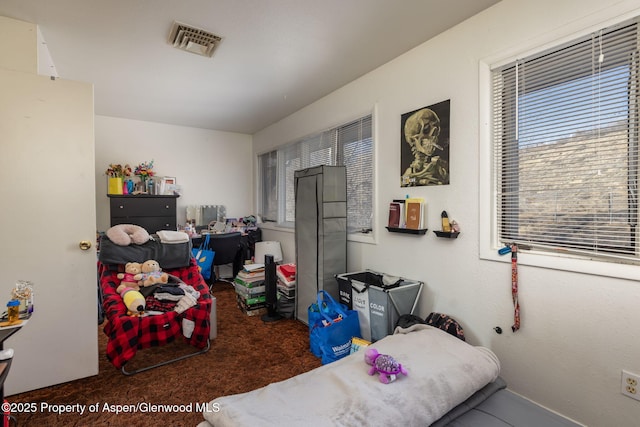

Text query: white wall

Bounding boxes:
[0,15,36,73]
[95,115,253,232]
[252,1,640,426]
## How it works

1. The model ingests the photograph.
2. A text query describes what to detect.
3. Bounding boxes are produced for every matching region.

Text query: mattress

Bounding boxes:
[199,325,501,427]
[440,383,583,427]
[197,324,583,427]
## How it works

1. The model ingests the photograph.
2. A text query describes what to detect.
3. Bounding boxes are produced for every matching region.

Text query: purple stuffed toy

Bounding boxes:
[364,348,408,384]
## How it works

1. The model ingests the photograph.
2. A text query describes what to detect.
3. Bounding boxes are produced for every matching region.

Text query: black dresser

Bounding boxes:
[108,195,179,233]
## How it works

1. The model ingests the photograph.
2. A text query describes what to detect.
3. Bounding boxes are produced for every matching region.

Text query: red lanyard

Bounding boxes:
[511,244,520,332]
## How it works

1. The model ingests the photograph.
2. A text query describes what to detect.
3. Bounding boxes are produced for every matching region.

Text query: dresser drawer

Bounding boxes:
[108,195,179,234]
[111,216,176,233]
[110,197,176,217]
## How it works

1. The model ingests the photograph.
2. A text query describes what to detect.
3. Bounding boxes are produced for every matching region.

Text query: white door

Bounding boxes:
[0,68,98,395]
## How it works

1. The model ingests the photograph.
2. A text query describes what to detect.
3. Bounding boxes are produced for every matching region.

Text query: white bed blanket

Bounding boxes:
[199,325,500,427]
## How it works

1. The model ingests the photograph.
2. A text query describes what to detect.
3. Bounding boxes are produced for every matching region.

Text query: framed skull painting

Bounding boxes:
[400,99,450,187]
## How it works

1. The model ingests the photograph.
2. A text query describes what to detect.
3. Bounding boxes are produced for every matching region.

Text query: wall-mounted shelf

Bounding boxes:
[386,227,428,235]
[433,231,460,239]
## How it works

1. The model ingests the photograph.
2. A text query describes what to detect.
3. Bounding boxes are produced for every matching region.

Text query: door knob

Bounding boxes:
[79,240,92,250]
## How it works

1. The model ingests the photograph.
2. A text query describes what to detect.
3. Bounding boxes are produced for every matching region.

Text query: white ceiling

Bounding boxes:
[0,0,500,134]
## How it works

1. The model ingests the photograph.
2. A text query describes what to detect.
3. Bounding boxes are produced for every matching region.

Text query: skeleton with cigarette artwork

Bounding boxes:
[401,107,449,187]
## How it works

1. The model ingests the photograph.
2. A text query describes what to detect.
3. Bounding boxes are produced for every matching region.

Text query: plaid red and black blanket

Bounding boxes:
[99,258,211,369]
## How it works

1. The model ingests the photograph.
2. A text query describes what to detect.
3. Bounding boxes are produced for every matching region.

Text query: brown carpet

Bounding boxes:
[7,282,321,426]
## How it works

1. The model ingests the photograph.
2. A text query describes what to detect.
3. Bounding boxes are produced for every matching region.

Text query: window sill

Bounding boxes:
[479,245,640,281]
[348,232,376,245]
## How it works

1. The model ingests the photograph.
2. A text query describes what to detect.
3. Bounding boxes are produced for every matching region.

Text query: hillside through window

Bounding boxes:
[491,18,640,262]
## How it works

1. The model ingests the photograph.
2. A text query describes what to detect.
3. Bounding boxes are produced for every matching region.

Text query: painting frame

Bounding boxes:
[161,177,177,195]
[400,99,450,187]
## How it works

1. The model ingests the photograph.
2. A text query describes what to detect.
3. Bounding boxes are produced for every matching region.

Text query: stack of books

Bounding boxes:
[234,264,267,316]
[389,197,427,230]
[276,263,296,301]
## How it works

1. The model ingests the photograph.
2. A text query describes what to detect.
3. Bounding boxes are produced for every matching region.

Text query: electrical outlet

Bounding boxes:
[622,370,640,401]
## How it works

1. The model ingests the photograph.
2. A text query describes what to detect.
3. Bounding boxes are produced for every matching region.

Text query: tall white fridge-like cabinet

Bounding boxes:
[294,165,347,324]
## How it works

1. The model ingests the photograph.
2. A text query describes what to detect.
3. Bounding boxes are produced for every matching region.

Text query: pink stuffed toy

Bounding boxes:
[364,348,408,384]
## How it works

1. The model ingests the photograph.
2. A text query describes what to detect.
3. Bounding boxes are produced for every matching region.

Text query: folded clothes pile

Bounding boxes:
[140,274,201,315]
[152,283,200,314]
[156,230,190,244]
[154,283,200,301]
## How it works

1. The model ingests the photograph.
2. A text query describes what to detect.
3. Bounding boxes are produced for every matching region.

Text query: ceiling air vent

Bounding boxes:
[168,21,222,58]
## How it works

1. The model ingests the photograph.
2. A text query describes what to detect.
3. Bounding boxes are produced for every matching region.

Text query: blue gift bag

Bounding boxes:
[308,290,361,364]
[192,234,215,280]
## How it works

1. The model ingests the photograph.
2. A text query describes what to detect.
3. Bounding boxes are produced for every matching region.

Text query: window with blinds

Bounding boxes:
[258,114,373,234]
[258,151,277,222]
[491,18,640,262]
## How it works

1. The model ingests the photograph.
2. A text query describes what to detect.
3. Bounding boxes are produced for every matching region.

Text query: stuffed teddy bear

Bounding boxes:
[106,223,150,246]
[134,260,169,287]
[118,286,145,316]
[116,262,143,292]
[364,348,408,384]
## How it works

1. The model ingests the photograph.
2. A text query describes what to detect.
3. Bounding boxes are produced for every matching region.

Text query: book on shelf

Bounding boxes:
[238,304,267,317]
[276,263,296,281]
[236,295,267,316]
[277,276,296,288]
[234,276,265,288]
[393,199,406,228]
[236,272,265,282]
[277,275,295,297]
[276,271,295,287]
[243,263,265,273]
[237,269,265,279]
[236,293,266,307]
[388,202,400,228]
[388,200,407,228]
[405,197,426,230]
[236,293,266,306]
[234,282,266,296]
[277,284,296,299]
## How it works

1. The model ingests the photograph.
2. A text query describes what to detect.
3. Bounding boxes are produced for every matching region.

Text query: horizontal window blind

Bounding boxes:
[279,133,333,223]
[491,18,640,261]
[338,115,373,233]
[258,114,374,234]
[258,151,278,222]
